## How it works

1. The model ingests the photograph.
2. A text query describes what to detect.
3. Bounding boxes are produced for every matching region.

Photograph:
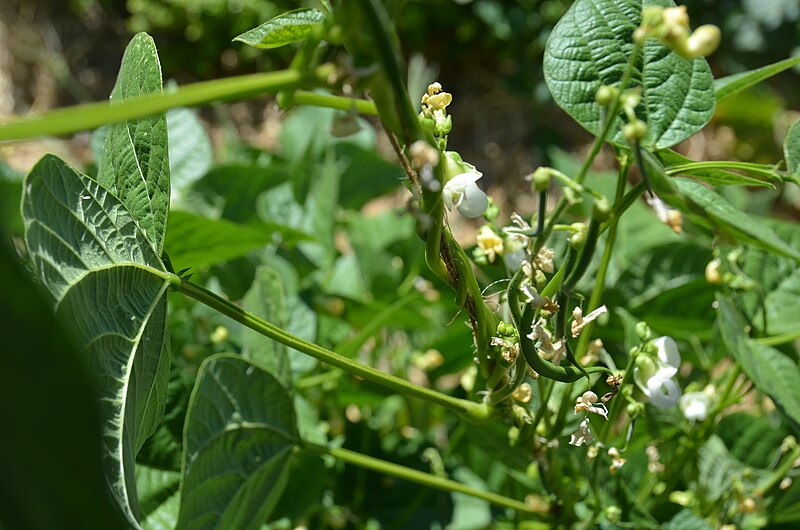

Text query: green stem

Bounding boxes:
[302,442,544,516]
[0,64,336,141]
[755,329,800,346]
[292,90,378,115]
[575,159,631,357]
[178,280,493,422]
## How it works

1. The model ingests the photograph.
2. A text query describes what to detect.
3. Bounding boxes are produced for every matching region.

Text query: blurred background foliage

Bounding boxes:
[3,1,800,527]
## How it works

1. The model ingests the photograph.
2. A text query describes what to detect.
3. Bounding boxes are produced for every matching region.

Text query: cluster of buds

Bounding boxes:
[634,6,721,59]
[491,321,520,364]
[419,82,453,136]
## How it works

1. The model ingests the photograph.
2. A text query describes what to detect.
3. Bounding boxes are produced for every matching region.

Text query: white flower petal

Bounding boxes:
[456,181,489,218]
[646,374,681,408]
[652,336,681,372]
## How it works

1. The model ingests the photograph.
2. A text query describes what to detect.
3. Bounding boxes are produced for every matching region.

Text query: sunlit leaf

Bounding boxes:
[98,32,170,255]
[22,155,175,527]
[234,8,326,49]
[715,56,800,103]
[544,0,715,149]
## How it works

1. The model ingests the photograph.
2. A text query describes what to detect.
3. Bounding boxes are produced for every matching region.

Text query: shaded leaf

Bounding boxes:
[0,238,129,530]
[178,355,297,530]
[98,32,170,254]
[241,266,293,387]
[662,509,714,530]
[164,210,312,271]
[716,413,786,469]
[234,8,325,49]
[784,119,800,176]
[543,0,714,149]
[137,466,181,521]
[715,56,800,103]
[717,295,800,430]
[675,178,800,263]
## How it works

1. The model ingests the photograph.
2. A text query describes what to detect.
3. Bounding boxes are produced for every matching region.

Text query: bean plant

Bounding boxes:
[3,1,800,529]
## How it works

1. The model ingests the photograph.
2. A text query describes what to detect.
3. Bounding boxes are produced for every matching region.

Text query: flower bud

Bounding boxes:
[686,24,721,57]
[595,85,618,107]
[705,258,723,285]
[530,167,552,192]
[623,119,647,142]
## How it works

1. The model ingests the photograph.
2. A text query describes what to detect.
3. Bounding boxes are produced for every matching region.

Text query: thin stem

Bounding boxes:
[292,90,379,115]
[302,442,545,516]
[755,329,800,346]
[178,280,493,422]
[0,64,336,141]
[575,158,631,357]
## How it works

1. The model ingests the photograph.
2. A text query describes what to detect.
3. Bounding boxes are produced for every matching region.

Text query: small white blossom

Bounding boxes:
[608,447,626,474]
[443,170,489,218]
[634,336,682,408]
[646,194,682,234]
[680,390,713,422]
[527,321,566,365]
[569,418,594,446]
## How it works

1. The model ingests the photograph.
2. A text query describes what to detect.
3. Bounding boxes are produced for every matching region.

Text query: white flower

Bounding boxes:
[680,391,712,422]
[443,170,489,218]
[574,390,609,420]
[645,373,681,408]
[634,336,682,408]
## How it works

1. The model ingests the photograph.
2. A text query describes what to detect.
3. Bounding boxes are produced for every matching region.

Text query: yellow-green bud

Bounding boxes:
[595,85,618,107]
[592,196,612,222]
[623,120,647,142]
[530,167,552,191]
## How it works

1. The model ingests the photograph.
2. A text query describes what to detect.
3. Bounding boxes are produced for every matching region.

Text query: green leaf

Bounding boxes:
[233,8,326,49]
[164,210,312,272]
[675,178,800,263]
[98,32,170,255]
[241,266,293,387]
[717,295,800,429]
[543,0,715,149]
[0,238,129,530]
[136,466,181,521]
[784,119,800,176]
[659,149,776,188]
[189,164,287,223]
[167,107,212,204]
[178,355,297,530]
[715,56,800,103]
[661,509,714,530]
[21,154,175,527]
[716,413,786,469]
[697,435,752,504]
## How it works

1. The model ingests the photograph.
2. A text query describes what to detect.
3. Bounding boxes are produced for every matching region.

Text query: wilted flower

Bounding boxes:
[574,390,609,420]
[571,305,608,337]
[512,382,533,403]
[527,321,566,365]
[646,194,682,234]
[608,447,626,474]
[634,336,682,408]
[569,417,594,446]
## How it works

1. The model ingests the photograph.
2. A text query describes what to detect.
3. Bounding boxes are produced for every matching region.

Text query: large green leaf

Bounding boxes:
[233,8,326,49]
[543,0,715,149]
[98,32,170,255]
[717,295,800,430]
[0,238,129,530]
[675,178,800,263]
[22,154,175,527]
[178,355,297,530]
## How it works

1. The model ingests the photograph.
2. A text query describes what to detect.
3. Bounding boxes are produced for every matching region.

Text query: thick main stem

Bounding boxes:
[302,442,543,515]
[178,280,493,422]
